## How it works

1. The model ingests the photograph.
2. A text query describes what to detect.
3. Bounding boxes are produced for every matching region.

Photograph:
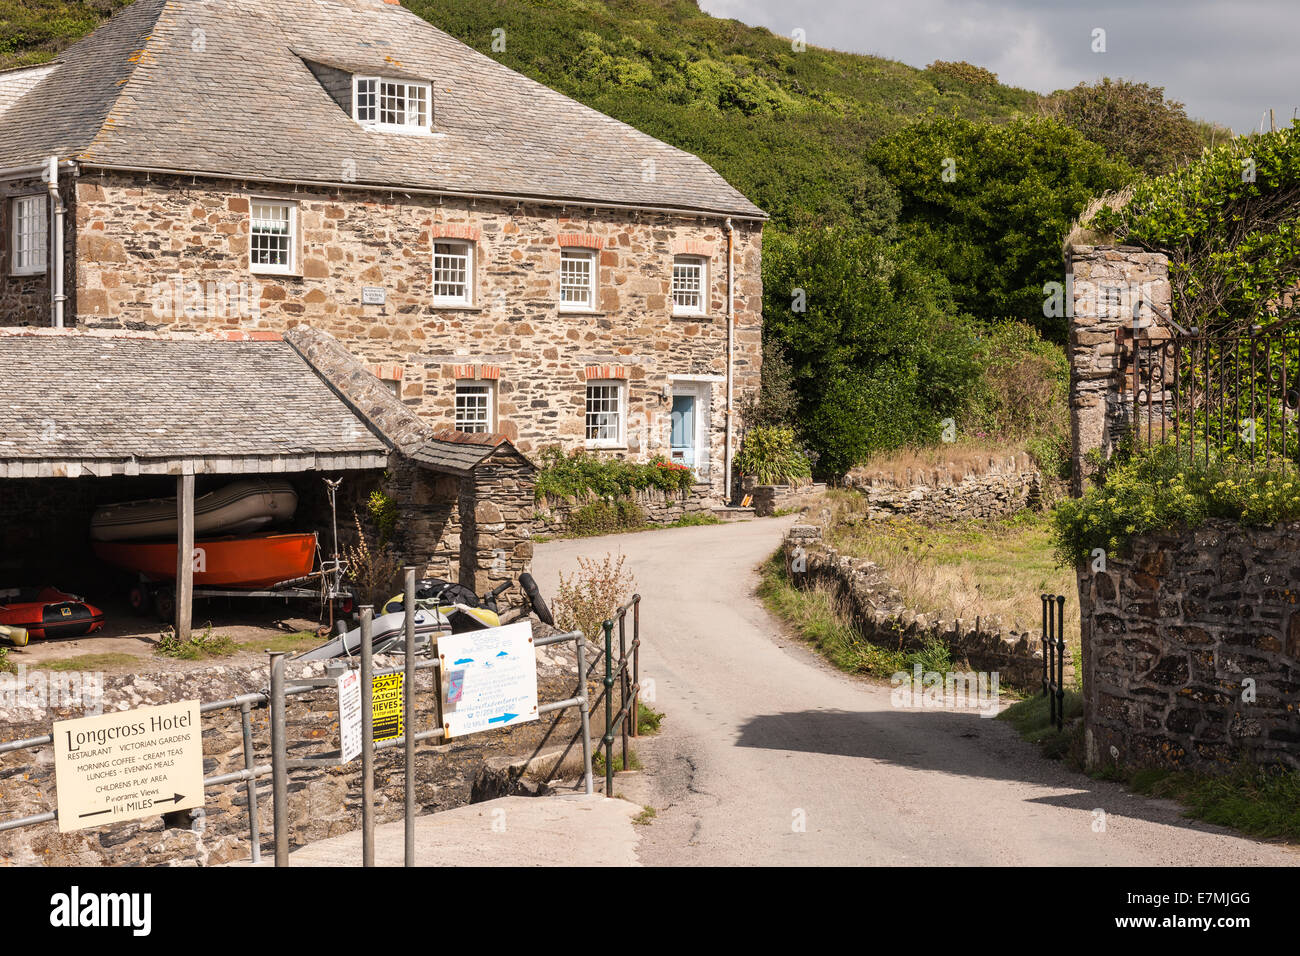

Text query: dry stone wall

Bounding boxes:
[1078,519,1300,773]
[844,457,1040,521]
[785,524,1070,689]
[0,634,586,865]
[533,484,713,535]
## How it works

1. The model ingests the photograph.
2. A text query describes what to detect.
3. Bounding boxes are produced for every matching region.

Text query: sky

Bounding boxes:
[699,0,1299,134]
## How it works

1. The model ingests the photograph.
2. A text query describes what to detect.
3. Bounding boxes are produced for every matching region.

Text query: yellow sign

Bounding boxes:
[52,699,204,833]
[372,673,404,742]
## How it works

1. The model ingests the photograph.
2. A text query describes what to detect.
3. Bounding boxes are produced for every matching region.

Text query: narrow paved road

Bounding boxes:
[534,519,1298,866]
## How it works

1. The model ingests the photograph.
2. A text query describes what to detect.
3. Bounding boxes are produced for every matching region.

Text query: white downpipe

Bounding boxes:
[44,156,66,329]
[724,217,736,503]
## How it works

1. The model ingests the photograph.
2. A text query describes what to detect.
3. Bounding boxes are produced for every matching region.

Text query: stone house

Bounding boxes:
[0,0,766,502]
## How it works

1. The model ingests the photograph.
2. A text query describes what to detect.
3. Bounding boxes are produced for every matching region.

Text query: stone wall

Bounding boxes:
[843,457,1041,521]
[785,524,1069,689]
[1066,244,1172,492]
[532,484,713,535]
[53,171,764,499]
[0,638,587,865]
[750,482,826,517]
[0,175,75,327]
[1078,519,1300,773]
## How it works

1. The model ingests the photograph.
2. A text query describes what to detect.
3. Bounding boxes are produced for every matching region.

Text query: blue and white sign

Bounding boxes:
[439,621,539,739]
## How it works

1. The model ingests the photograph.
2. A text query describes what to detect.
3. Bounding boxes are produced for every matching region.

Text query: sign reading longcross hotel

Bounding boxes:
[52,700,204,832]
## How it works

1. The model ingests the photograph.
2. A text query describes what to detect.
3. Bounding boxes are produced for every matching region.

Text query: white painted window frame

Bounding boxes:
[671,255,708,316]
[432,239,474,306]
[585,379,627,449]
[559,247,597,311]
[10,194,47,276]
[454,380,496,433]
[352,75,432,135]
[249,198,297,276]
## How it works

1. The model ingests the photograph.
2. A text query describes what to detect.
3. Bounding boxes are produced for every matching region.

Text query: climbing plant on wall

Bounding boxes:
[1090,122,1300,332]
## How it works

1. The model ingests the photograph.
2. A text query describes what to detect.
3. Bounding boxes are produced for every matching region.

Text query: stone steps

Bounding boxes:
[711,506,756,521]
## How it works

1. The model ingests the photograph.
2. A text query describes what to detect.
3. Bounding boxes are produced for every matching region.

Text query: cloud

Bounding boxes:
[700,0,1300,133]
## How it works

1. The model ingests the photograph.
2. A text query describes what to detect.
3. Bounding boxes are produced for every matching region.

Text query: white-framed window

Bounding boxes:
[559,248,597,310]
[455,381,496,433]
[249,200,297,274]
[353,76,431,134]
[671,255,707,316]
[585,380,626,448]
[433,240,473,305]
[10,195,47,276]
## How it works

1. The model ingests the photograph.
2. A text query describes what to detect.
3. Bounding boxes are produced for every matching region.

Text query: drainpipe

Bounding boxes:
[44,156,65,329]
[724,217,736,503]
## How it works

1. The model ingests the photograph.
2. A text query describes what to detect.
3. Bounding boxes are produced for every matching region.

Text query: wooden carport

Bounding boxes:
[0,329,389,639]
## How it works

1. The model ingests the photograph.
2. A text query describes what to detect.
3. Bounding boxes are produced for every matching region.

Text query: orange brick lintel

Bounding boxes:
[583,364,627,381]
[672,239,717,258]
[366,362,404,381]
[431,223,482,242]
[557,233,606,250]
[448,363,500,381]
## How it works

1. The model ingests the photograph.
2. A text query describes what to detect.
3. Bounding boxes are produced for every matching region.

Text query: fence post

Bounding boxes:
[603,619,614,797]
[631,595,641,739]
[1055,594,1066,731]
[618,609,629,770]
[360,605,375,868]
[239,700,261,865]
[403,567,416,867]
[269,650,288,867]
[575,632,594,796]
[1040,595,1048,699]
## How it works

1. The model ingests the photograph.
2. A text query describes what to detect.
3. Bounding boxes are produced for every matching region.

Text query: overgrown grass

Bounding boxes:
[241,631,325,654]
[0,645,13,674]
[636,701,664,735]
[632,805,657,826]
[594,749,643,775]
[37,652,143,671]
[758,553,908,678]
[824,498,1080,679]
[997,691,1085,761]
[154,625,238,660]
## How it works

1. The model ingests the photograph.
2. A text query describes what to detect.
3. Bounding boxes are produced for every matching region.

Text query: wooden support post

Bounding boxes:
[176,473,195,641]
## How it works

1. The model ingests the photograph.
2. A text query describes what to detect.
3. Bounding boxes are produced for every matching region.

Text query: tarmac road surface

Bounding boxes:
[533,518,1299,866]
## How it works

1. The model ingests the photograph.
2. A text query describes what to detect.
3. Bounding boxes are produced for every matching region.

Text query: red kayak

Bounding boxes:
[93,532,318,589]
[0,588,105,640]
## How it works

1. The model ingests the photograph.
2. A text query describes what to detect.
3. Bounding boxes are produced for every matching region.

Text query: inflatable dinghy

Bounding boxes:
[0,588,104,641]
[91,479,298,542]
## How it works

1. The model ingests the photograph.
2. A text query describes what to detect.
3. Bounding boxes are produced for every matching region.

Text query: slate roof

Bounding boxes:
[0,332,389,476]
[0,0,765,219]
[411,429,521,476]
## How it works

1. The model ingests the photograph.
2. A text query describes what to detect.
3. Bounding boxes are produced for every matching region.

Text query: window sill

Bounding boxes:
[10,268,46,278]
[559,307,606,316]
[585,443,627,451]
[251,269,302,280]
[432,302,483,312]
[672,310,709,320]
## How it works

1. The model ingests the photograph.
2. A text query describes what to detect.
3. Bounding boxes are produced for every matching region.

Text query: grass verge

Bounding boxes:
[1000,693,1300,842]
[240,630,325,654]
[594,749,643,775]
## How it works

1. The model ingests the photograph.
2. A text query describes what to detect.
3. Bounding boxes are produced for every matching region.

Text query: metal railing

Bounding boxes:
[1120,306,1300,469]
[1040,594,1066,731]
[0,567,596,867]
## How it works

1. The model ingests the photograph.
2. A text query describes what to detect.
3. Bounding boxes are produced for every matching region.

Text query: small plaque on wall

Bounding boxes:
[362,287,386,305]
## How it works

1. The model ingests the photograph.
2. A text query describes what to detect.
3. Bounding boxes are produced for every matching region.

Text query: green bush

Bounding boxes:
[926,60,998,86]
[735,424,812,486]
[535,447,695,501]
[1050,444,1300,565]
[566,499,647,536]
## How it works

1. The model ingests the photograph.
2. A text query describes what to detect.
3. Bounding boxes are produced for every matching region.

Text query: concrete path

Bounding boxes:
[534,519,1299,866]
[256,794,641,867]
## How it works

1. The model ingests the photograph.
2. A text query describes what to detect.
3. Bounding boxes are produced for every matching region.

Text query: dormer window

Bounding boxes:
[353,76,431,134]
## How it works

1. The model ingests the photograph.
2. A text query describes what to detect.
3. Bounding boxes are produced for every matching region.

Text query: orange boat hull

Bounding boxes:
[93,532,317,588]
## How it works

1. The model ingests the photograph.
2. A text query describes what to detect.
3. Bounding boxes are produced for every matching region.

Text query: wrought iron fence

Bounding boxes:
[1040,594,1066,732]
[1120,304,1300,469]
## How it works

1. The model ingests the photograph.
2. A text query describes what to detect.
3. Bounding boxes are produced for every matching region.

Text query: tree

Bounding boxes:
[869,115,1135,340]
[762,225,978,476]
[1043,77,1209,176]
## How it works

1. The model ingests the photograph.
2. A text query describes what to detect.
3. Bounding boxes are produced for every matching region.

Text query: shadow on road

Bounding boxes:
[734,707,1268,840]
